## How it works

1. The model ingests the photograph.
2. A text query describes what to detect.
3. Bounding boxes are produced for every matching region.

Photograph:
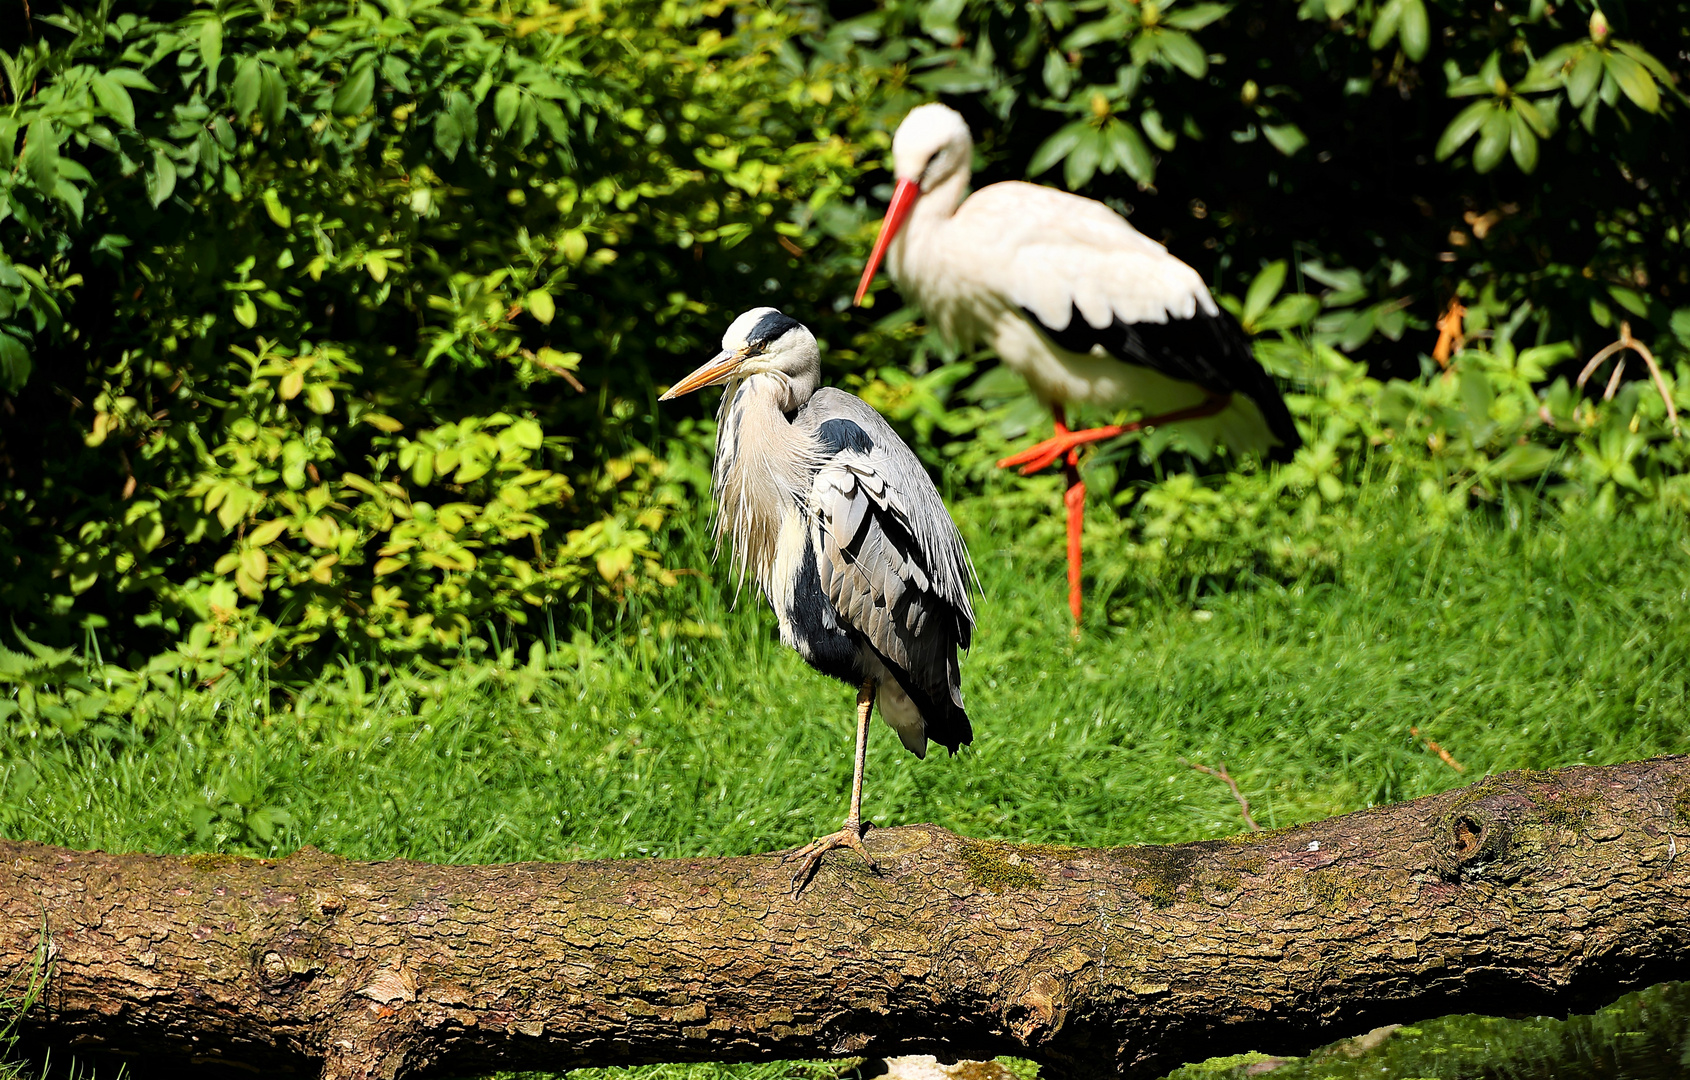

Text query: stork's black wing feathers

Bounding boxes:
[1023,303,1301,460]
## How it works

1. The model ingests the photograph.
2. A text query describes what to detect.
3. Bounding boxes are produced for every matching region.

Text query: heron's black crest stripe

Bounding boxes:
[746,310,804,351]
[1023,303,1301,460]
[815,418,875,457]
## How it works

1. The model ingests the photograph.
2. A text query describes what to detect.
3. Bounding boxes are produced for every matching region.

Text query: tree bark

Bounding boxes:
[3,757,1688,1080]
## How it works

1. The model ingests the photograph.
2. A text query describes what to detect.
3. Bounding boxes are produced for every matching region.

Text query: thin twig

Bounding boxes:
[1577,321,1680,438]
[518,347,586,393]
[1410,726,1466,773]
[1184,759,1259,831]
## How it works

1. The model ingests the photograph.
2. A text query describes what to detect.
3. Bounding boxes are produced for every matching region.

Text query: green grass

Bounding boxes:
[2,488,1688,1078]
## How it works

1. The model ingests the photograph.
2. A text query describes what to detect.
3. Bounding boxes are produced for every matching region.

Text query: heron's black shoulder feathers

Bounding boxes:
[815,417,875,457]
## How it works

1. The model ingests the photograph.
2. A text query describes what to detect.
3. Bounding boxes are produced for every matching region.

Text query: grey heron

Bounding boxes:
[853,103,1300,626]
[659,308,977,893]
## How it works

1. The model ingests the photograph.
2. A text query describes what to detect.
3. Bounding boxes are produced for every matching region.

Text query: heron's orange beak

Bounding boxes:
[852,178,921,307]
[659,349,746,400]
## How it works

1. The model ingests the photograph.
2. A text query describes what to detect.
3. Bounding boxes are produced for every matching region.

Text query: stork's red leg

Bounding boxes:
[996,393,1234,476]
[1039,408,1088,629]
[998,395,1234,629]
[1064,454,1085,630]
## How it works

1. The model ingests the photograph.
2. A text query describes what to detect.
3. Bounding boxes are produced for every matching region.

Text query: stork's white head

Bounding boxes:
[891,103,974,192]
[659,307,819,409]
[854,104,976,307]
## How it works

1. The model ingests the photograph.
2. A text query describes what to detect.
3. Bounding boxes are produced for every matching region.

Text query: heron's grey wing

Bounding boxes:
[802,407,973,750]
[802,390,977,628]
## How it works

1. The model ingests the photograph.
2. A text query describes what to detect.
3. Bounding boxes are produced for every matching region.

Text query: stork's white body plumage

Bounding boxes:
[885,178,1280,455]
[855,104,1301,624]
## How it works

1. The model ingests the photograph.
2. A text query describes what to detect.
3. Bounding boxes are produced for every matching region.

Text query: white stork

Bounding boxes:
[853,103,1301,626]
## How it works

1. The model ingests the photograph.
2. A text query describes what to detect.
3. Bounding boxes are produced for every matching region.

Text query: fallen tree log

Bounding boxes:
[2,757,1688,1080]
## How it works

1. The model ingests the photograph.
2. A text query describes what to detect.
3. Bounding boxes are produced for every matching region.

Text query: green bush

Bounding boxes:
[0,0,878,663]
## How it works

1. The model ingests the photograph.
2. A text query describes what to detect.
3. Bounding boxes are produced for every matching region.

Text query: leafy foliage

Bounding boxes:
[0,0,870,662]
[2,0,1688,672]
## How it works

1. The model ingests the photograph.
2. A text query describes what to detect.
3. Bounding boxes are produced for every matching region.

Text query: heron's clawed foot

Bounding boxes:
[786,819,876,897]
[997,425,1126,476]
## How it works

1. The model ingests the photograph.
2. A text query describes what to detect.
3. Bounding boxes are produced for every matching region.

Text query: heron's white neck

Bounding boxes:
[712,375,821,602]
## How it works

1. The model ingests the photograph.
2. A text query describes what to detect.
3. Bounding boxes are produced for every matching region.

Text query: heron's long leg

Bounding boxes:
[788,679,878,896]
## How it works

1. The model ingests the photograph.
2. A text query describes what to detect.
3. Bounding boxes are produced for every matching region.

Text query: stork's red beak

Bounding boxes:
[852,178,921,307]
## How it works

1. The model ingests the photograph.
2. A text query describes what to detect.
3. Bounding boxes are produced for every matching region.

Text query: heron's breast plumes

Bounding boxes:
[711,378,825,602]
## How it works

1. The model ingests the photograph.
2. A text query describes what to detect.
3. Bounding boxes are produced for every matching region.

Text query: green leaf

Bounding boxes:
[1256,294,1322,331]
[1043,51,1072,100]
[1472,108,1510,173]
[1027,120,1088,177]
[259,64,287,129]
[1156,30,1208,78]
[1104,119,1154,184]
[306,384,334,414]
[434,111,464,161]
[1244,261,1288,326]
[1263,122,1308,156]
[233,58,262,121]
[1603,51,1658,113]
[1063,13,1131,53]
[1610,41,1675,86]
[1493,443,1556,481]
[1162,3,1231,31]
[1063,128,1105,189]
[90,74,136,129]
[22,121,58,193]
[1367,0,1403,51]
[495,84,522,133]
[332,62,376,117]
[0,330,31,394]
[1508,110,1538,173]
[1435,100,1491,160]
[527,289,556,325]
[1566,47,1603,106]
[147,149,177,207]
[1140,108,1176,150]
[233,293,257,327]
[1397,0,1428,61]
[912,66,994,94]
[250,519,289,546]
[105,68,159,91]
[1608,285,1649,318]
[1512,96,1553,138]
[262,189,292,228]
[447,90,478,153]
[199,18,223,90]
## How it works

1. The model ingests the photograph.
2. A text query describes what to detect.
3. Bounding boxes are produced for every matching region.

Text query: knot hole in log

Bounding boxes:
[1434,804,1514,882]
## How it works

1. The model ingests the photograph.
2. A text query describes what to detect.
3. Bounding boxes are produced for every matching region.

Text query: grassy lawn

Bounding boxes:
[3,485,1688,1078]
